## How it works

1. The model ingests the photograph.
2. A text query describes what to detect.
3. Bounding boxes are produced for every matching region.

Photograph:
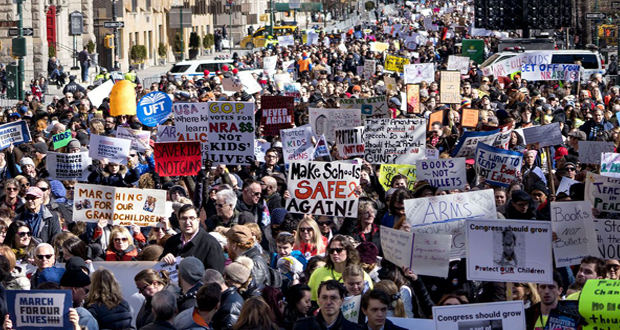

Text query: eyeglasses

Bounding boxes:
[515,202,529,208]
[152,227,163,233]
[565,167,576,172]
[5,187,17,191]
[329,247,344,254]
[38,187,49,191]
[215,203,227,208]
[318,221,332,226]
[114,237,129,243]
[17,231,31,238]
[394,206,405,211]
[36,254,53,260]
[129,154,137,157]
[180,216,197,222]
[299,227,313,233]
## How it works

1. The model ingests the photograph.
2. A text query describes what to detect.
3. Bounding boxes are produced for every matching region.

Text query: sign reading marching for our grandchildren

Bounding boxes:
[0,120,31,150]
[89,134,131,165]
[475,143,523,187]
[416,158,466,190]
[154,141,202,177]
[7,290,73,330]
[363,118,426,164]
[46,152,92,181]
[286,161,360,218]
[207,101,255,165]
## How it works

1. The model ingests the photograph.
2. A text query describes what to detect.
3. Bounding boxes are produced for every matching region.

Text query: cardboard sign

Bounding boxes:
[475,143,523,187]
[7,290,73,330]
[339,96,388,117]
[447,55,470,74]
[117,126,151,152]
[550,201,599,268]
[378,164,417,191]
[522,123,563,148]
[388,317,435,330]
[87,80,114,108]
[593,219,620,259]
[255,140,271,163]
[416,158,466,190]
[363,118,426,164]
[154,141,201,176]
[0,120,31,150]
[521,63,580,81]
[172,102,209,165]
[281,125,314,164]
[46,151,92,181]
[309,108,362,142]
[136,91,172,127]
[89,134,131,165]
[277,35,294,47]
[364,60,376,80]
[405,189,497,226]
[238,71,262,95]
[335,126,364,157]
[381,226,451,277]
[370,42,389,52]
[263,55,278,77]
[601,152,620,178]
[74,183,167,227]
[466,219,553,284]
[207,101,255,165]
[384,76,396,92]
[460,108,479,128]
[283,83,301,102]
[433,301,526,330]
[413,219,467,260]
[586,172,620,214]
[579,141,615,165]
[450,129,503,158]
[404,63,435,84]
[385,54,410,72]
[285,161,360,217]
[439,71,461,104]
[406,84,420,114]
[428,110,444,131]
[342,295,362,323]
[579,280,620,330]
[52,130,72,150]
[260,96,295,136]
[157,124,177,142]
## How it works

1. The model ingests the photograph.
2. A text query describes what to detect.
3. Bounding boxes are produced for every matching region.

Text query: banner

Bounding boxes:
[579,141,615,165]
[416,158,466,190]
[433,301,525,330]
[522,123,563,149]
[385,55,410,72]
[404,63,435,84]
[283,83,301,102]
[521,63,580,81]
[335,126,364,158]
[260,96,294,136]
[482,52,552,77]
[154,141,201,176]
[381,226,451,277]
[238,71,262,94]
[74,183,168,227]
[586,172,620,214]
[601,153,620,178]
[475,143,523,187]
[0,120,31,150]
[378,164,417,191]
[406,189,497,226]
[338,96,388,117]
[136,91,172,127]
[363,118,426,164]
[309,108,362,142]
[7,290,72,330]
[466,219,553,283]
[286,161,360,217]
[370,42,389,52]
[281,125,315,163]
[579,280,620,330]
[89,134,131,164]
[440,71,461,104]
[207,101,255,165]
[46,152,92,181]
[413,219,467,260]
[406,84,420,114]
[450,129,503,158]
[52,130,72,150]
[117,126,151,152]
[157,124,177,142]
[550,201,599,268]
[263,56,278,77]
[447,55,469,74]
[364,60,376,80]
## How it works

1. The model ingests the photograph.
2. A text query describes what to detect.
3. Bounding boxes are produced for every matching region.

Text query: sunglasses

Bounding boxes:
[607,264,620,270]
[129,154,137,157]
[36,254,53,260]
[329,247,344,254]
[299,227,313,233]
[137,284,149,293]
[114,237,129,243]
[21,184,30,188]
[17,231,31,238]
[394,206,405,211]
[38,187,49,191]
[250,192,261,196]
[65,186,75,190]
[5,187,17,191]
[318,221,332,226]
[152,227,163,232]
[82,287,90,294]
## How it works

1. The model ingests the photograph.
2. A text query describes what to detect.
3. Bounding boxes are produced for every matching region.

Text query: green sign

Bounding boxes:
[462,39,485,65]
[52,130,72,150]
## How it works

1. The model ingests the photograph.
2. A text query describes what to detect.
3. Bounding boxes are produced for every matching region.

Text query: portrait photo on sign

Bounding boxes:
[458,319,503,330]
[144,196,157,212]
[494,228,524,267]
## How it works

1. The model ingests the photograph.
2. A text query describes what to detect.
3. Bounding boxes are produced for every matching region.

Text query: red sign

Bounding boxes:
[0,21,17,28]
[154,141,202,176]
[260,96,294,136]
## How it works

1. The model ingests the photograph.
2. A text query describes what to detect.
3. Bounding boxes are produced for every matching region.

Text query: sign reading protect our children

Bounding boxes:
[7,290,73,330]
[137,91,172,127]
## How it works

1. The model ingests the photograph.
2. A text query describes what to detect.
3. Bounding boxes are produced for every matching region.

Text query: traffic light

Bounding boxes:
[104,35,114,49]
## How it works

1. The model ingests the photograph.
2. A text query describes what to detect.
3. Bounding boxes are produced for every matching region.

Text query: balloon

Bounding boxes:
[109,80,137,117]
[232,68,238,74]
[222,65,229,72]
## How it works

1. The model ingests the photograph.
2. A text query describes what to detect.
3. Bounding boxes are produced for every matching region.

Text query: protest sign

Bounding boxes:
[74,183,167,227]
[7,290,72,330]
[173,102,208,144]
[309,108,362,142]
[207,101,255,165]
[364,118,426,164]
[370,42,389,52]
[157,124,177,142]
[281,125,315,163]
[447,55,469,74]
[450,129,503,158]
[306,32,319,45]
[388,318,435,329]
[460,108,479,128]
[117,126,151,152]
[277,35,294,47]
[585,172,620,214]
[406,189,497,226]
[550,201,599,268]
[433,301,525,330]
[136,91,173,127]
[356,66,364,76]
[378,164,417,191]
[521,63,580,81]
[404,63,435,84]
[0,120,30,150]
[426,149,439,159]
[593,219,620,259]
[364,60,376,80]
[338,96,388,117]
[237,71,262,94]
[342,295,361,323]
[51,130,72,150]
[579,141,615,165]
[381,226,451,277]
[273,74,291,90]
[260,96,294,136]
[579,280,620,330]
[313,134,330,160]
[384,76,396,92]
[335,126,364,157]
[475,143,523,187]
[557,176,578,195]
[46,152,92,181]
[89,134,131,164]
[522,123,563,148]
[283,83,301,102]
[482,52,552,77]
[153,256,181,284]
[263,55,278,76]
[255,140,271,163]
[601,152,620,178]
[416,158,466,190]
[385,55,410,72]
[406,84,420,114]
[428,110,444,131]
[413,219,467,260]
[466,219,553,283]
[154,141,201,176]
[286,161,360,217]
[87,80,114,108]
[440,71,461,104]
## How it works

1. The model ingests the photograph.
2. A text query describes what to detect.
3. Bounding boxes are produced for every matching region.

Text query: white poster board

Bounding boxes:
[405,189,497,226]
[433,301,526,330]
[550,201,599,268]
[416,158,466,190]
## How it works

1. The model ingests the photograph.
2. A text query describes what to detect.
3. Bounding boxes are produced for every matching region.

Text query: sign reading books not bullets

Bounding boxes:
[466,219,553,284]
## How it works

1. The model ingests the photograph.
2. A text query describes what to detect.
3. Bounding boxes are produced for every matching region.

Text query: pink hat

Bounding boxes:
[26,187,44,199]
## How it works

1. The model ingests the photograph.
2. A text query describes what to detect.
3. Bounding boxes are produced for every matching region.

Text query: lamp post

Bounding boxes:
[112,0,120,70]
[174,0,184,61]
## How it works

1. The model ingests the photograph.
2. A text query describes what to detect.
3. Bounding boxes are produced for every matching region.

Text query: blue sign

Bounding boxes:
[0,120,31,150]
[7,289,73,330]
[137,91,173,127]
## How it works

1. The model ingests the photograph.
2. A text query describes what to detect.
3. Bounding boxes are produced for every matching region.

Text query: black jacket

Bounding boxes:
[137,284,181,329]
[211,286,244,330]
[140,320,177,330]
[369,319,407,330]
[14,206,61,244]
[178,281,202,313]
[87,300,135,330]
[241,245,271,291]
[160,228,225,273]
[293,311,362,330]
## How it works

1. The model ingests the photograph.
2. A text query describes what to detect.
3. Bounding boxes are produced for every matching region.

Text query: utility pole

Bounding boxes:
[180,4,184,61]
[229,0,233,54]
[270,0,274,36]
[17,0,24,101]
[112,0,120,70]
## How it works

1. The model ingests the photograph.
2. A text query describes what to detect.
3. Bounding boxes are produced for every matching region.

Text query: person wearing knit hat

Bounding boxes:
[60,262,91,308]
[505,190,536,220]
[67,139,82,153]
[223,256,254,288]
[226,225,274,290]
[20,157,35,170]
[178,256,206,312]
[168,185,188,201]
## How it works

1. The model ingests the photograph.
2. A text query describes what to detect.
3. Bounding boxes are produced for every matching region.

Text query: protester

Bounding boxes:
[361,290,407,330]
[293,280,362,330]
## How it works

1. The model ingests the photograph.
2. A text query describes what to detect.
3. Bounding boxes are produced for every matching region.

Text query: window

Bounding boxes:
[170,65,191,73]
[551,54,599,69]
[196,63,220,73]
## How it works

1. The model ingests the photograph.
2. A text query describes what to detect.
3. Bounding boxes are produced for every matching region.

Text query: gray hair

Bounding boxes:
[35,243,54,255]
[152,290,177,321]
[216,189,237,207]
[203,269,225,286]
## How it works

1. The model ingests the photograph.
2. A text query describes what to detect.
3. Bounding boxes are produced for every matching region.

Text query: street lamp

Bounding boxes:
[174,0,185,61]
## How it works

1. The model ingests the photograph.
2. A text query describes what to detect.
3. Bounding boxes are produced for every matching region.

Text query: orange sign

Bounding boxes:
[461,108,479,128]
[428,110,444,131]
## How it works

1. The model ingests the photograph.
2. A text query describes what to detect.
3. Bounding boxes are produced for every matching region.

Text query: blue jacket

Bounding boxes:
[270,250,308,281]
[134,154,155,176]
[87,300,135,330]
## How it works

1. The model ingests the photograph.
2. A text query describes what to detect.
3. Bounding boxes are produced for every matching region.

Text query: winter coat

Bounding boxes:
[241,245,271,291]
[160,229,225,274]
[88,164,140,187]
[211,286,244,330]
[87,299,135,330]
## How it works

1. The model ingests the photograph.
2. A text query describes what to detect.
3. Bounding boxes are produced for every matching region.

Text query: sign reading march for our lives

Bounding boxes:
[450,129,503,158]
[286,161,360,218]
[585,172,620,214]
[364,118,426,165]
[281,125,314,164]
[51,129,71,150]
[335,126,364,157]
[601,153,620,178]
[136,91,172,127]
[89,134,131,165]
[46,152,92,181]
[550,201,598,268]
[154,141,202,176]
[309,108,362,142]
[466,219,553,284]
[7,290,73,330]
[73,183,168,227]
[405,189,497,226]
[416,158,466,190]
[0,120,30,150]
[117,126,150,152]
[433,301,525,330]
[579,280,620,330]
[475,143,523,187]
[521,63,580,82]
[207,101,255,165]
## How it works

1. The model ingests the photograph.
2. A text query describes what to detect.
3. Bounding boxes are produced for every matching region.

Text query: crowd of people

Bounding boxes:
[0,0,616,330]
